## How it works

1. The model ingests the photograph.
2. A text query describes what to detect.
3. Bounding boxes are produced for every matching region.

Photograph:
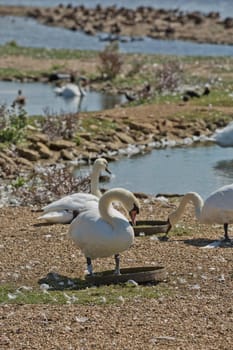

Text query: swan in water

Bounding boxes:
[211,121,233,147]
[166,183,233,243]
[38,158,111,224]
[68,187,140,275]
[54,75,87,98]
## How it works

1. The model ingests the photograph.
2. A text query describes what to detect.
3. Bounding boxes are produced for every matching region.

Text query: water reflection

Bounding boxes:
[214,160,233,179]
[0,81,126,116]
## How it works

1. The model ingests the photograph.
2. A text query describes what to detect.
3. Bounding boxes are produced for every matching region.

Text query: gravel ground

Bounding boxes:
[0,199,232,350]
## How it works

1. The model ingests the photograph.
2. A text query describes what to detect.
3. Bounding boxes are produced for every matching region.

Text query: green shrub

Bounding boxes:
[0,105,27,144]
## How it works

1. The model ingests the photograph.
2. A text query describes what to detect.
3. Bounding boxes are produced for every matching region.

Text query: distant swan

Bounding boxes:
[68,187,140,275]
[166,184,233,242]
[38,158,111,224]
[54,75,87,98]
[211,121,233,147]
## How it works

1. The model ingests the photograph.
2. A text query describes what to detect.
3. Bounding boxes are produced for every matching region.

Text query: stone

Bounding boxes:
[35,142,53,159]
[49,140,76,150]
[60,149,74,161]
[16,147,40,161]
[26,132,49,144]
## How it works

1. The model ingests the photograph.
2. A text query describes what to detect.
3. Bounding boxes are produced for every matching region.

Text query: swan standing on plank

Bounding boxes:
[54,75,87,98]
[69,188,140,275]
[38,158,111,224]
[166,184,233,242]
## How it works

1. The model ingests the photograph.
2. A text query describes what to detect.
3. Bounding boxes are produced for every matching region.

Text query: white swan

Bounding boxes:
[211,121,233,147]
[69,187,140,275]
[38,158,111,224]
[167,183,233,242]
[54,75,87,98]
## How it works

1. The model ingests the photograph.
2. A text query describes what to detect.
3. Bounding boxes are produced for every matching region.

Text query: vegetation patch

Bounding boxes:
[0,282,170,305]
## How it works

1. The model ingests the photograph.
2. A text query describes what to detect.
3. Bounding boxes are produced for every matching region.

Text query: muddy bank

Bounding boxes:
[0,5,233,45]
[0,102,229,180]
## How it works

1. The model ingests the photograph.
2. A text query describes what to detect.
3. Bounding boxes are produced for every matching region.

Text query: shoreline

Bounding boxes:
[0,5,233,45]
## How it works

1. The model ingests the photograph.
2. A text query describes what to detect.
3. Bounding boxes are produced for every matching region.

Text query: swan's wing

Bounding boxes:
[69,207,133,259]
[42,193,99,213]
[38,210,74,224]
[202,184,233,224]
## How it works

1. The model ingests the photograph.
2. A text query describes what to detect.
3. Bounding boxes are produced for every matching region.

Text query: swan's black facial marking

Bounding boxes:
[72,210,80,220]
[129,203,139,225]
[133,203,140,214]
[105,166,111,174]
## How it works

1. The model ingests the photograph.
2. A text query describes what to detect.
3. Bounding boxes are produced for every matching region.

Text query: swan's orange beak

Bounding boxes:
[129,204,139,226]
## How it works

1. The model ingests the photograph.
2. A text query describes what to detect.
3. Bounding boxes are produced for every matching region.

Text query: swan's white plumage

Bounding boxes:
[54,76,87,98]
[38,158,110,224]
[54,83,85,98]
[68,187,140,273]
[200,184,233,224]
[70,207,133,259]
[212,121,233,147]
[168,183,233,241]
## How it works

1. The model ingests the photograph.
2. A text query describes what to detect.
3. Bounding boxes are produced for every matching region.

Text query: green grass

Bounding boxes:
[0,283,170,305]
[0,42,97,60]
[80,116,117,134]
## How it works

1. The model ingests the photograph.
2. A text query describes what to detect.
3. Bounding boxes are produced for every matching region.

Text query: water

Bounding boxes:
[102,145,233,199]
[0,81,126,115]
[1,16,233,57]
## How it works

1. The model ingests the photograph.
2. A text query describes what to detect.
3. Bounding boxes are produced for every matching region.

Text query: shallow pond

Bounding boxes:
[0,81,126,115]
[78,145,233,199]
[1,16,233,56]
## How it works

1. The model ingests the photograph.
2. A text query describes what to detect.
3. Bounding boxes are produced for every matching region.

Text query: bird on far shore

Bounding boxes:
[12,89,26,108]
[182,84,210,102]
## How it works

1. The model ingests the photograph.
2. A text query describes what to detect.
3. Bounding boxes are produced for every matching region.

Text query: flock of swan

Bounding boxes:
[38,158,233,275]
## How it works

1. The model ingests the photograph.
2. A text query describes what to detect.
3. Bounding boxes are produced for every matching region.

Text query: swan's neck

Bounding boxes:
[168,192,204,226]
[77,80,85,97]
[90,166,102,198]
[98,190,127,227]
[98,191,116,226]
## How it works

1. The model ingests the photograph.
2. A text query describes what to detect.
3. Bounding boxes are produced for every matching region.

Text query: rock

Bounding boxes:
[14,157,34,168]
[49,140,76,150]
[26,132,49,144]
[35,142,53,159]
[16,147,40,161]
[116,132,135,144]
[60,149,74,160]
[127,121,152,134]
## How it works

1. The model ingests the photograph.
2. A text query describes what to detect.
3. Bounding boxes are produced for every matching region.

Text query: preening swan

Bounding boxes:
[69,188,140,275]
[211,121,233,147]
[167,183,233,242]
[54,75,87,98]
[38,158,111,224]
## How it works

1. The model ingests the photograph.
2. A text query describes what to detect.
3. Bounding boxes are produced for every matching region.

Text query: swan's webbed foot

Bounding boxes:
[114,254,121,275]
[86,257,93,276]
